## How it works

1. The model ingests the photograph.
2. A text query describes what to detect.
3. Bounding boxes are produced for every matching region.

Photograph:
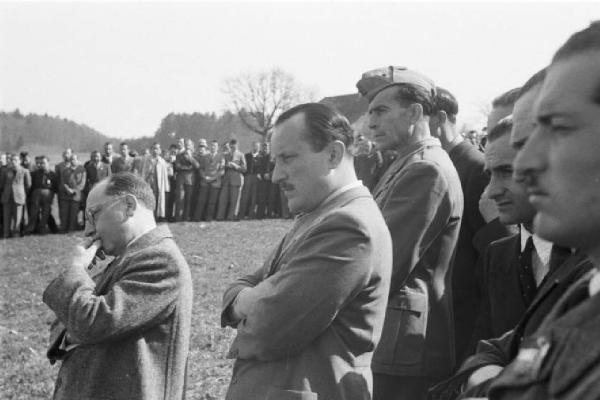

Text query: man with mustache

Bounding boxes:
[481,21,600,400]
[221,103,392,400]
[357,67,463,400]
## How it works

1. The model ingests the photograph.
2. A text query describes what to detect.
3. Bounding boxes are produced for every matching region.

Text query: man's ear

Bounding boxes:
[438,110,448,125]
[124,194,137,217]
[328,140,346,168]
[409,103,424,124]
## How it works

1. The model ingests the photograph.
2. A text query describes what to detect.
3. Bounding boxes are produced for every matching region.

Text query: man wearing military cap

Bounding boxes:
[357,67,463,399]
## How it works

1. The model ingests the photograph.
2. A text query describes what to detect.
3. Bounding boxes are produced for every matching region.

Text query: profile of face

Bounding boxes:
[120,145,129,158]
[84,181,131,256]
[271,113,333,214]
[485,133,536,225]
[104,144,113,156]
[151,144,161,157]
[514,51,600,250]
[368,86,412,152]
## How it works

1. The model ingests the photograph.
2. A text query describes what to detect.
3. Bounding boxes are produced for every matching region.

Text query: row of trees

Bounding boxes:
[1,68,316,153]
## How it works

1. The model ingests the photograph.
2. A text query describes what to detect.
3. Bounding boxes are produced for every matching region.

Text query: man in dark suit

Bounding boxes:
[217,139,246,221]
[357,67,463,400]
[430,88,514,362]
[26,156,58,234]
[238,141,262,219]
[1,153,32,237]
[477,22,600,400]
[222,103,392,400]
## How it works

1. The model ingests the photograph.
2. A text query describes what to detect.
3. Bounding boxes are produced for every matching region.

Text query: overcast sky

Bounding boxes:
[1,1,599,139]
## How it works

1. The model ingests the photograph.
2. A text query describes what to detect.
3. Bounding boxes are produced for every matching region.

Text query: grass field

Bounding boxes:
[0,219,292,399]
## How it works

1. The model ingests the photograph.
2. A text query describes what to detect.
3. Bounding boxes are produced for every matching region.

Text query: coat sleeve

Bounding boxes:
[42,249,182,344]
[231,212,374,361]
[381,161,452,290]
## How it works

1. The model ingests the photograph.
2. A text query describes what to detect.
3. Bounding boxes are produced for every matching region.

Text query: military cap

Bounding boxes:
[356,66,436,102]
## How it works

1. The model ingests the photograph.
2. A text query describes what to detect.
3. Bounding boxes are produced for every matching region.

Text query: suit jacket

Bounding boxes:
[470,234,528,345]
[84,162,111,194]
[221,184,392,400]
[244,152,262,176]
[43,225,193,400]
[199,152,225,188]
[61,165,86,202]
[428,252,593,400]
[1,165,31,204]
[55,161,70,199]
[174,153,200,186]
[487,266,600,400]
[222,150,247,187]
[371,137,463,378]
[448,141,514,361]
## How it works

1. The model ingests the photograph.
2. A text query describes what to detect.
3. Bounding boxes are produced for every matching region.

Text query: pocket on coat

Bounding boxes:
[265,387,318,400]
[374,290,428,366]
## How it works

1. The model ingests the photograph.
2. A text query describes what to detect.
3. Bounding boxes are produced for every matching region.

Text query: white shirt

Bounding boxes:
[520,225,553,286]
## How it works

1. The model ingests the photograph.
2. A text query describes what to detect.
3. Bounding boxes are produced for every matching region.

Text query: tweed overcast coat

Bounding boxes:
[43,225,193,400]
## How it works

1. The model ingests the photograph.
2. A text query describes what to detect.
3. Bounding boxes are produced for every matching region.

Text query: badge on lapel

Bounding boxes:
[512,336,551,379]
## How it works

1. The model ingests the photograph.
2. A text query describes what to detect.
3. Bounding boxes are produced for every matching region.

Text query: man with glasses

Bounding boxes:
[43,172,193,400]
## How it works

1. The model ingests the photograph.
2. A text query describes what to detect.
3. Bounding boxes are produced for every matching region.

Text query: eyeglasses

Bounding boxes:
[85,196,126,226]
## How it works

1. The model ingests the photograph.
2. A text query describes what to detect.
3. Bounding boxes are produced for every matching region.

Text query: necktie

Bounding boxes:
[519,236,538,306]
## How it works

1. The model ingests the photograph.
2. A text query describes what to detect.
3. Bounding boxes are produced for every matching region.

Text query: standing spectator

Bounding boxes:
[60,154,86,232]
[111,142,134,173]
[217,139,246,221]
[239,141,262,219]
[164,145,178,221]
[139,143,170,219]
[194,140,224,221]
[0,152,7,234]
[174,143,199,221]
[55,149,72,232]
[357,68,463,400]
[26,156,58,234]
[353,134,384,192]
[101,142,114,167]
[1,153,31,237]
[192,139,209,216]
[84,150,111,208]
[255,141,271,219]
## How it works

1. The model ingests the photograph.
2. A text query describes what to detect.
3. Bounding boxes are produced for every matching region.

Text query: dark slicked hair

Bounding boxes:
[487,116,513,143]
[492,87,522,108]
[553,20,600,62]
[517,68,546,100]
[552,21,600,104]
[434,87,459,123]
[389,83,435,116]
[104,172,156,212]
[275,103,354,153]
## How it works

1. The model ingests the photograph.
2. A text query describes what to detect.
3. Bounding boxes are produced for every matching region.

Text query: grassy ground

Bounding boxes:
[0,219,292,399]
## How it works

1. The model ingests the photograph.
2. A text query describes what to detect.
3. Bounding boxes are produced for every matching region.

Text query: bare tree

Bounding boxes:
[222,68,311,137]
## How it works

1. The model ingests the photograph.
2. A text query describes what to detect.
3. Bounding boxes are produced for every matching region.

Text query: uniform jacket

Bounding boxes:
[43,225,193,400]
[371,137,463,378]
[487,267,600,400]
[221,184,392,400]
[222,150,246,187]
[1,165,31,205]
[31,169,58,192]
[428,252,593,400]
[61,165,86,202]
[447,141,514,361]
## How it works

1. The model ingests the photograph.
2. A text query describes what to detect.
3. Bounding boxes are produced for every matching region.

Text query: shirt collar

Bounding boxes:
[520,224,553,266]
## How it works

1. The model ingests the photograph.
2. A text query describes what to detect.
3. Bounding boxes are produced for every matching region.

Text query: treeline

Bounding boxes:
[0,108,264,154]
[0,109,110,152]
[128,110,262,151]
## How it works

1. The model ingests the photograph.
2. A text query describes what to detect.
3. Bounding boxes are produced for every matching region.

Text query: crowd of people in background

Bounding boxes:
[0,129,485,239]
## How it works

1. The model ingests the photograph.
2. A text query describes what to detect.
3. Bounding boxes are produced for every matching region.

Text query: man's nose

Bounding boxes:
[514,128,548,185]
[84,218,96,238]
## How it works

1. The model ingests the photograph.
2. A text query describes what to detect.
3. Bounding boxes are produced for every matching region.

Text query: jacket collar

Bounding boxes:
[124,224,173,254]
